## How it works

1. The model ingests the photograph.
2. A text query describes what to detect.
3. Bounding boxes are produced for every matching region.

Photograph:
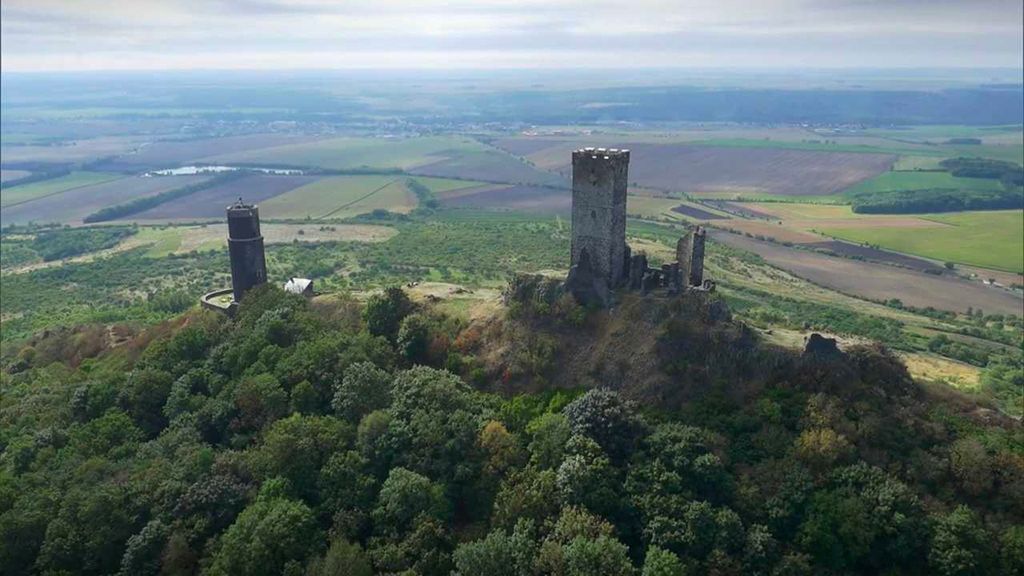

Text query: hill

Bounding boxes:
[1,282,1021,576]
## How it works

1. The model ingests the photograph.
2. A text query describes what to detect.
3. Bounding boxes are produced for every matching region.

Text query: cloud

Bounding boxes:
[1,0,1021,71]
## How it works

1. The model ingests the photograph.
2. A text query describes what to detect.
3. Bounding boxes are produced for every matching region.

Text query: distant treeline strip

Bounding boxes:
[850,187,1024,214]
[850,156,1023,214]
[0,168,71,190]
[83,172,246,223]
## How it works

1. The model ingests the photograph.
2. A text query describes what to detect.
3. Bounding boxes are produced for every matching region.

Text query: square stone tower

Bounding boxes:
[571,147,630,287]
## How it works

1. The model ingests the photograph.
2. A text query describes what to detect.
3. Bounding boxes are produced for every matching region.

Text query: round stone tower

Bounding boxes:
[226,199,267,302]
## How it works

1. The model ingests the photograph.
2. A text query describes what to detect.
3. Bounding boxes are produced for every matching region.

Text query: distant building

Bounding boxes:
[227,199,267,302]
[284,277,314,297]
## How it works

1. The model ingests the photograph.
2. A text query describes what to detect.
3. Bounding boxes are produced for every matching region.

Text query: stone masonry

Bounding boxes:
[570,148,630,288]
[566,148,711,306]
[227,199,268,302]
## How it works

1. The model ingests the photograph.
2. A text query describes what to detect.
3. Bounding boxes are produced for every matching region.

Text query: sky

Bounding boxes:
[1,0,1022,72]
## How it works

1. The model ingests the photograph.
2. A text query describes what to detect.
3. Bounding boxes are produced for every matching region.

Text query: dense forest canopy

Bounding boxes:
[1,284,1021,576]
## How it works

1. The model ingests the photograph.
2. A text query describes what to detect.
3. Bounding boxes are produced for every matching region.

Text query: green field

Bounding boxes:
[202,135,486,170]
[0,171,123,207]
[821,209,1024,272]
[260,175,417,219]
[843,170,1004,196]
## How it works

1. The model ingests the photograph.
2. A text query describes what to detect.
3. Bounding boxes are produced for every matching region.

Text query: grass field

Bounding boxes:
[0,171,122,207]
[203,135,485,171]
[820,209,1024,272]
[842,170,1005,195]
[259,175,417,219]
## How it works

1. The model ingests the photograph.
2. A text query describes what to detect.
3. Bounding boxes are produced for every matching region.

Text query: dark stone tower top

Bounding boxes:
[226,198,267,302]
[570,148,630,288]
[227,199,262,240]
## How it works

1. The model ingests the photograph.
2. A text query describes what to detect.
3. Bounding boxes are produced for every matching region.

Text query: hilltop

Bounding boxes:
[1,282,1021,576]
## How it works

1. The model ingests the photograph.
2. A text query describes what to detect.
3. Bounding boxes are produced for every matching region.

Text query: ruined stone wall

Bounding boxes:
[227,202,268,302]
[688,227,706,287]
[571,148,629,287]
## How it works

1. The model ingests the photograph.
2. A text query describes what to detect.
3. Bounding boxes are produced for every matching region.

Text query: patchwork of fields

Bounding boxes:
[1,175,211,226]
[0,171,122,207]
[493,138,896,196]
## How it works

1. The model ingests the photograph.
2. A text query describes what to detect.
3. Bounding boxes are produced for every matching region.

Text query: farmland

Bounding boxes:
[720,201,1024,273]
[843,170,1005,195]
[440,184,570,213]
[498,139,896,196]
[258,175,417,219]
[821,209,1024,273]
[122,174,318,221]
[409,148,568,187]
[92,133,322,172]
[708,230,1023,315]
[202,135,483,171]
[0,171,122,207]
[1,175,211,226]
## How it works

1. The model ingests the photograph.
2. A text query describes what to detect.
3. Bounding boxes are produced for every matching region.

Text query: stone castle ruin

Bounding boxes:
[565,147,711,306]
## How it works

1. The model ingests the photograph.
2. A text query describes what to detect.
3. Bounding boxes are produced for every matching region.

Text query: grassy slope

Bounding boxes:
[821,209,1024,272]
[0,171,123,207]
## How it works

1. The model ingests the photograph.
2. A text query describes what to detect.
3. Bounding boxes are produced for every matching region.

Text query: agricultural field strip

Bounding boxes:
[319,179,400,219]
[1,172,125,208]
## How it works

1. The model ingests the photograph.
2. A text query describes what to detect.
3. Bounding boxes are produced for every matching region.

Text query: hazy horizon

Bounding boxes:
[2,0,1022,72]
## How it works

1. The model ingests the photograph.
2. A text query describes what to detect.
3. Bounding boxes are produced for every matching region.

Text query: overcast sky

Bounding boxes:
[2,0,1022,72]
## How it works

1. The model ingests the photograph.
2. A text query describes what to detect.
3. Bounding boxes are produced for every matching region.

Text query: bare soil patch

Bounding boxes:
[804,241,944,273]
[671,204,729,220]
[703,200,777,219]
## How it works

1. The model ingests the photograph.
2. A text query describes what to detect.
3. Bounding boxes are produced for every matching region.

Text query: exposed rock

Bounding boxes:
[566,248,611,307]
[803,333,841,357]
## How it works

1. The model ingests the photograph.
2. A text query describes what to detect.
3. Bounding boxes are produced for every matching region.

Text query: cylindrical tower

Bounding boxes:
[227,199,267,302]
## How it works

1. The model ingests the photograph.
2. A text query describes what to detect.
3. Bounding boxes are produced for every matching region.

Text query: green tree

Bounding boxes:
[307,538,373,576]
[251,414,352,503]
[364,287,414,341]
[928,505,993,576]
[563,388,647,464]
[372,467,449,538]
[120,368,174,437]
[209,483,318,576]
[118,520,169,576]
[526,412,572,470]
[398,313,432,365]
[332,361,392,423]
[642,546,688,576]
[453,520,538,576]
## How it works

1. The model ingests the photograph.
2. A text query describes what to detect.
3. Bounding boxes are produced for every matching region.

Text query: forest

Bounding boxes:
[1,283,1021,576]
